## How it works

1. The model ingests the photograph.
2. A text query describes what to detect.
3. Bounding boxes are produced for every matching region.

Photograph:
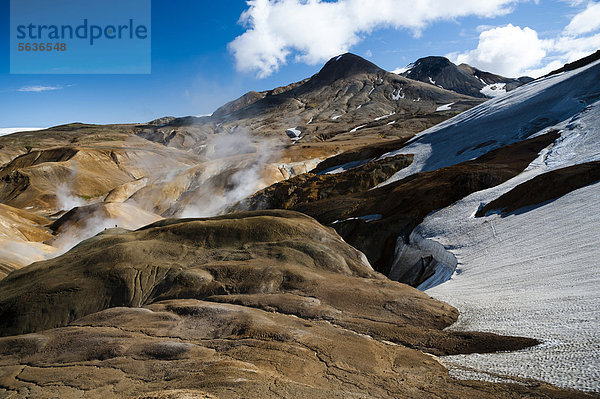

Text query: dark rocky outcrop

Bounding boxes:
[477,161,600,216]
[236,154,413,211]
[310,136,413,174]
[544,50,600,78]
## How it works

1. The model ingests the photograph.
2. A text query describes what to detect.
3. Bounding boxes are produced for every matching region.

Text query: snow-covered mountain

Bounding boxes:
[387,57,600,392]
[399,56,533,98]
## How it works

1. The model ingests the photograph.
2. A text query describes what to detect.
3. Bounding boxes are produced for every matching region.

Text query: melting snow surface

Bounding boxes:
[436,103,454,112]
[394,70,600,391]
[425,175,600,391]
[331,115,342,120]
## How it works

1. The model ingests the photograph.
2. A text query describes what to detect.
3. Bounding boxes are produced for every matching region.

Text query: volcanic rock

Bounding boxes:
[400,56,531,98]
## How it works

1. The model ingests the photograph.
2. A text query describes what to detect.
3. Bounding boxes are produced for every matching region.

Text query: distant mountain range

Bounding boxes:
[143,53,485,153]
[399,56,533,98]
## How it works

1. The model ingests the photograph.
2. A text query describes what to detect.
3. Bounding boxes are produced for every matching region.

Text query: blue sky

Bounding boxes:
[0,0,598,128]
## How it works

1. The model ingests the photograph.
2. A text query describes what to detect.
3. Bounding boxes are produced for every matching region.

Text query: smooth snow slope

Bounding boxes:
[409,83,600,389]
[380,59,600,185]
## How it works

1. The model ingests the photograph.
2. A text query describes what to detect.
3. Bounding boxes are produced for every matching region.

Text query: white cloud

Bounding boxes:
[449,3,600,78]
[229,0,526,78]
[560,0,586,6]
[17,85,62,93]
[448,24,551,77]
[553,32,600,61]
[564,2,600,36]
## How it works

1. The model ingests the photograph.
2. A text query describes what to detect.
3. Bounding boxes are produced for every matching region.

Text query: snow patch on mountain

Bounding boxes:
[391,88,404,100]
[480,83,507,97]
[0,127,44,137]
[374,112,396,121]
[436,103,454,111]
[332,214,382,224]
[350,124,366,133]
[285,127,302,143]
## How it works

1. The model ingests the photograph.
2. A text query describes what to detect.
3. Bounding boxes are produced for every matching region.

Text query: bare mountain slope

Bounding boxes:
[138,53,483,153]
[400,56,532,98]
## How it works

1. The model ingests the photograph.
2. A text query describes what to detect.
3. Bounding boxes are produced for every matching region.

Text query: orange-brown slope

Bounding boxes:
[0,301,590,399]
[0,204,55,280]
[0,210,591,399]
[0,209,535,357]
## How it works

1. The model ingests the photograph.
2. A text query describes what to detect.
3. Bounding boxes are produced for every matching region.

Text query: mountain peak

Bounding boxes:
[312,53,385,85]
[414,56,454,66]
[402,56,456,80]
[401,56,529,98]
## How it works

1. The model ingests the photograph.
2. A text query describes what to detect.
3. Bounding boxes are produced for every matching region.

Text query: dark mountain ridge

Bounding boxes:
[401,56,532,98]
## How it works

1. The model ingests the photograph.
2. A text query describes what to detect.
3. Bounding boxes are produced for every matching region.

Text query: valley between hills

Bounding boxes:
[0,51,599,398]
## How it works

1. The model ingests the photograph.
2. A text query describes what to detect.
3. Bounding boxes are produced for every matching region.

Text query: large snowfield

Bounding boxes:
[384,60,600,391]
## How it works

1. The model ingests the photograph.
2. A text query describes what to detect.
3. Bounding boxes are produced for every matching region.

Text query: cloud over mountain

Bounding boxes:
[229,0,526,78]
[448,2,600,77]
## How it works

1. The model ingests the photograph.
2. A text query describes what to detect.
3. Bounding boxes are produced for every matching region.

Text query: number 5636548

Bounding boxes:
[18,43,66,51]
